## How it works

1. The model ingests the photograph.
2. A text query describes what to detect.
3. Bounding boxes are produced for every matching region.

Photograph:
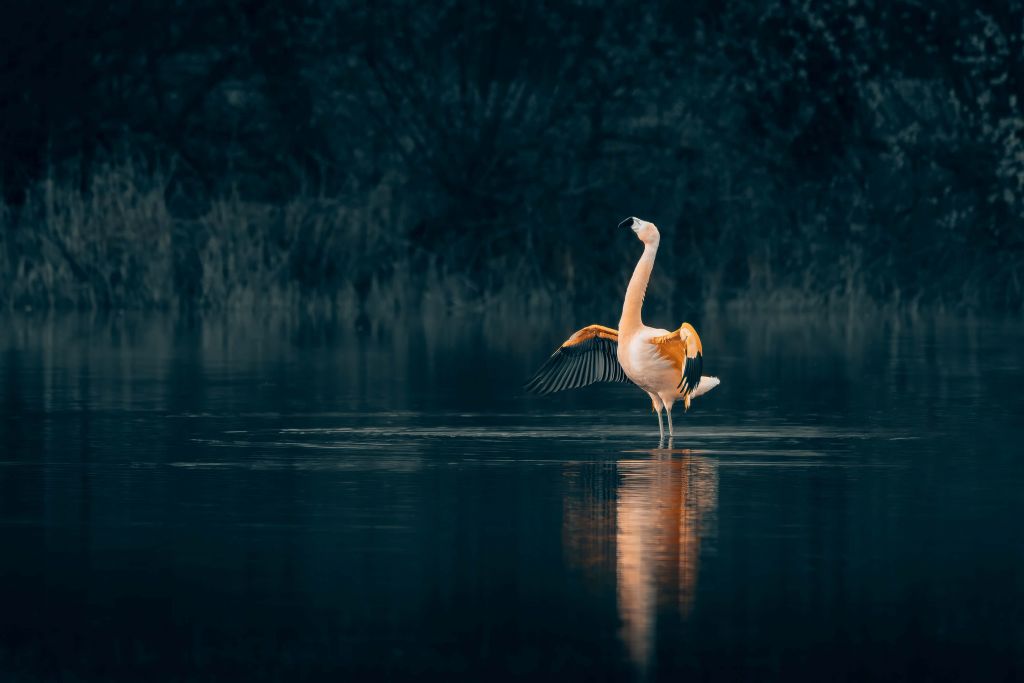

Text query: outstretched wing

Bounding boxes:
[525,325,632,395]
[649,322,704,398]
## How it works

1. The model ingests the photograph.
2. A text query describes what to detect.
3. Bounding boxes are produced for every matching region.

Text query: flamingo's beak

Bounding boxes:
[618,217,637,230]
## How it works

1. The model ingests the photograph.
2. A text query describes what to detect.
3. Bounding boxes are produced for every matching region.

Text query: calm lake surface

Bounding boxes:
[1,311,1022,681]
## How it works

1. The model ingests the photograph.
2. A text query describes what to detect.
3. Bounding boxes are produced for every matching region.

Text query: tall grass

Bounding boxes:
[0,161,591,317]
[0,160,1019,316]
[1,163,174,309]
[0,164,364,314]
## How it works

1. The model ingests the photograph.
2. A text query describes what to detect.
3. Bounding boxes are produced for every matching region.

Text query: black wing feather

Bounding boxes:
[678,351,703,396]
[525,337,632,395]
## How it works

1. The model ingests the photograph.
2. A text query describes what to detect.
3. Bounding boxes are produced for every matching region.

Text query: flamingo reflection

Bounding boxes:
[563,450,718,673]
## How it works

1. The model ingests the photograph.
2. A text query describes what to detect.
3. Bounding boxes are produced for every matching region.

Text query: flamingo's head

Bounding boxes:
[618,216,660,246]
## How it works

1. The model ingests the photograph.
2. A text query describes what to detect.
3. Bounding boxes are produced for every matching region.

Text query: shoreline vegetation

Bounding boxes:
[2,4,1023,315]
[0,160,1019,317]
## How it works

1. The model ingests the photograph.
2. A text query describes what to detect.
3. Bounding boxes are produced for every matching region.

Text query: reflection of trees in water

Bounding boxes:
[563,454,718,673]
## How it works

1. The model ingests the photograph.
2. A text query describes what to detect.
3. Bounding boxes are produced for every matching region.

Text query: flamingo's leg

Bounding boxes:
[660,394,677,438]
[648,393,665,440]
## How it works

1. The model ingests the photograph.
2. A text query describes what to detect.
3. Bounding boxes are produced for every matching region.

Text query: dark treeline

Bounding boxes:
[1,1,1022,313]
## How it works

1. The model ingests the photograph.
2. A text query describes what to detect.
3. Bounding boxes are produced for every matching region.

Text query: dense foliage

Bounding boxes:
[1,1,1022,312]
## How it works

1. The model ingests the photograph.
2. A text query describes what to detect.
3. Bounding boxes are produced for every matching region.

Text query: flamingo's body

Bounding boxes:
[526,217,719,439]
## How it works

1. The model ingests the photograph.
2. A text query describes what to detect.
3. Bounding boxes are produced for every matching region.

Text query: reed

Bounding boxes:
[0,160,1019,316]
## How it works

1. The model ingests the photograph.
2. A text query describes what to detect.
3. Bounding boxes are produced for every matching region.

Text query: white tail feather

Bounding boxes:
[689,376,720,399]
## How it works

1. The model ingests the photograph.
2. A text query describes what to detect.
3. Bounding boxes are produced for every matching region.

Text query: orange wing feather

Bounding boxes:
[649,323,704,408]
[562,324,619,346]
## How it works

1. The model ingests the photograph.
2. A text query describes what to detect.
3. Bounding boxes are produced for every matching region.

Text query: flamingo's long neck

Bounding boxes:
[619,241,658,336]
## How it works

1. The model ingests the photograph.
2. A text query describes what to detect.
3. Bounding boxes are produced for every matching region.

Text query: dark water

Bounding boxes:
[2,311,1023,681]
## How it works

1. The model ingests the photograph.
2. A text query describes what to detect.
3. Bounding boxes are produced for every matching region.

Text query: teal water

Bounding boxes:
[1,312,1022,681]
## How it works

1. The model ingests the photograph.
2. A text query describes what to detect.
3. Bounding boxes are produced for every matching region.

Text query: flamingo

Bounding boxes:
[525,217,719,439]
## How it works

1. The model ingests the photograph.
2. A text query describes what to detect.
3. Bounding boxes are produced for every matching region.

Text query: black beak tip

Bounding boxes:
[618,217,636,229]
